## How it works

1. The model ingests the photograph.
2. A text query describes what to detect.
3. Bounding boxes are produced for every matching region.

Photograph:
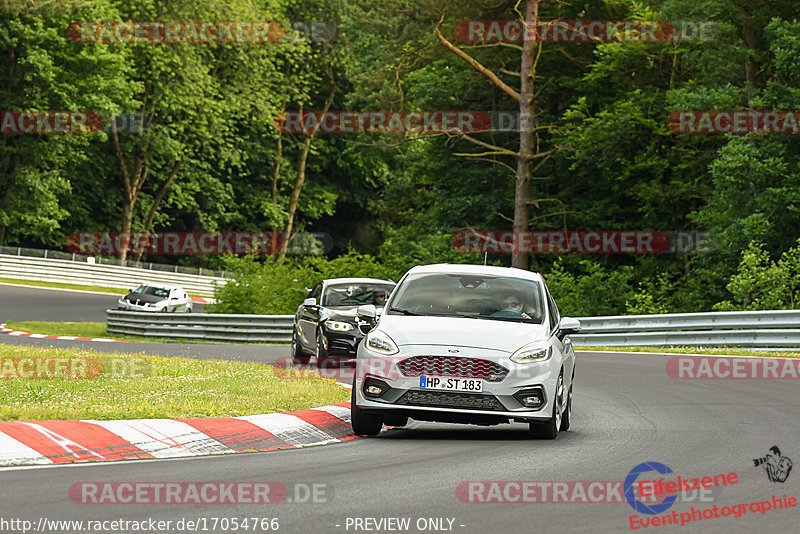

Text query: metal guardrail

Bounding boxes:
[0,246,227,277]
[1,254,226,297]
[106,310,293,343]
[105,309,800,349]
[570,310,800,349]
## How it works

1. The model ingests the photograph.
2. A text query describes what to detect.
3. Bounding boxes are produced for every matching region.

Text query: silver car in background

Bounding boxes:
[117,282,193,313]
[351,264,580,439]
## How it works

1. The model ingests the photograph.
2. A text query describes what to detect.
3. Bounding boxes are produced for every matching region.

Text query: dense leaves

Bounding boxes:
[2,0,799,314]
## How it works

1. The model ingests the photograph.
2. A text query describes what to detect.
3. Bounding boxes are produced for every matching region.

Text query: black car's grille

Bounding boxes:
[397,356,508,381]
[396,391,505,411]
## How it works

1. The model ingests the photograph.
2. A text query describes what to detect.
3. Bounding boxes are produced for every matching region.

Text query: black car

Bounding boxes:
[292,277,396,365]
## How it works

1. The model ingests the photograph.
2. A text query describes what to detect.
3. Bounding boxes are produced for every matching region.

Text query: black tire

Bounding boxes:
[383,414,408,427]
[350,376,383,436]
[314,330,328,367]
[560,384,573,431]
[291,330,310,364]
[529,372,563,439]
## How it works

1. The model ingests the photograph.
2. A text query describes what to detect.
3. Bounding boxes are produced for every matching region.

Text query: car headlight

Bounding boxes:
[510,343,552,364]
[365,330,399,355]
[324,320,353,332]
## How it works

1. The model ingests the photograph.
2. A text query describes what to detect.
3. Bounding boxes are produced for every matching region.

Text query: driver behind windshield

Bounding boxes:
[373,289,388,306]
[502,293,532,319]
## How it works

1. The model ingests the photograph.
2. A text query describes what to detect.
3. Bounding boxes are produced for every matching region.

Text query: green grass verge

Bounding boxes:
[0,344,348,421]
[0,277,127,294]
[7,321,110,338]
[576,345,800,358]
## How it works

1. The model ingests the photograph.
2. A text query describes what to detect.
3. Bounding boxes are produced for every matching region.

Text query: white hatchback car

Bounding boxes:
[351,264,580,439]
[117,283,193,313]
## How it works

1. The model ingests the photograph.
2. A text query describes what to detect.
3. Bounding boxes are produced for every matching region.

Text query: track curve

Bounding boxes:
[1,284,798,533]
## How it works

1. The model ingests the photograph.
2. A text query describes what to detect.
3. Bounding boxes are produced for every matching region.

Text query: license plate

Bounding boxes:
[419,376,483,392]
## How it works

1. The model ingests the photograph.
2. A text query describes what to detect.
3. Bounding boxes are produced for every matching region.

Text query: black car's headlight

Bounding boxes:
[324,320,353,332]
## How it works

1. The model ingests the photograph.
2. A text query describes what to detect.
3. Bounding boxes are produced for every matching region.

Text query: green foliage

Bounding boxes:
[210,252,401,315]
[714,240,800,311]
[626,283,669,315]
[544,259,637,317]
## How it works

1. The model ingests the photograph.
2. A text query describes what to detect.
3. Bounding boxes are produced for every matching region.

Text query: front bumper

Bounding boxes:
[353,344,560,423]
[322,328,366,358]
[117,300,166,312]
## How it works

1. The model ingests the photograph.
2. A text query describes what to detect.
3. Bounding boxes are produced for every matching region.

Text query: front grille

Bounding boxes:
[397,391,505,411]
[397,356,508,381]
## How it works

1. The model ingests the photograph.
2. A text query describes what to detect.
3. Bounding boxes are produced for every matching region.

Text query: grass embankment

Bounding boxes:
[0,278,126,294]
[577,345,800,358]
[0,344,348,421]
[7,321,109,338]
[4,321,228,344]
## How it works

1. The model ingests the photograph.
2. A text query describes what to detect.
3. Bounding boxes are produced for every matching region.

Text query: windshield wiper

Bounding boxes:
[389,307,422,316]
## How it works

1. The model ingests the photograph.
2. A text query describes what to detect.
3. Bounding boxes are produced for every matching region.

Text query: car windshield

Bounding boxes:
[132,285,171,298]
[322,283,395,307]
[388,272,543,323]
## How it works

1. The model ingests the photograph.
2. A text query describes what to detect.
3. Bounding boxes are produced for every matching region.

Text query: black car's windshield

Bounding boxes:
[132,285,171,298]
[322,283,395,307]
[388,273,543,323]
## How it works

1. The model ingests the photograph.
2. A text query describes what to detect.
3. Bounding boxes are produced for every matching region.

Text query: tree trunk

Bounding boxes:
[278,82,337,261]
[513,0,539,270]
[279,135,312,261]
[133,160,181,263]
[119,197,134,265]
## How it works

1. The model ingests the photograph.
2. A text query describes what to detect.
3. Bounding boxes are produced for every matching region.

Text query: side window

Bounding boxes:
[546,287,560,333]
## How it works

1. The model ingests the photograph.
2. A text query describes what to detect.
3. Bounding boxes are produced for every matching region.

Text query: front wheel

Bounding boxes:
[315,331,328,367]
[350,377,383,436]
[560,384,573,431]
[291,330,310,365]
[529,372,563,439]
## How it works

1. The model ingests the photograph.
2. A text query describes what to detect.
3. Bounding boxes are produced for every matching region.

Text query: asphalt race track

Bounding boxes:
[1,284,799,533]
[0,283,205,322]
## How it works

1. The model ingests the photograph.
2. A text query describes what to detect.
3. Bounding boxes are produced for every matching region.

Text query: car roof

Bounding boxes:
[323,278,396,286]
[136,282,183,290]
[403,263,543,282]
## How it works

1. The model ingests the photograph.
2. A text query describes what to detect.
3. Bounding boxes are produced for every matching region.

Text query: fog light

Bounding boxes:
[363,377,391,398]
[513,387,545,410]
[521,395,542,407]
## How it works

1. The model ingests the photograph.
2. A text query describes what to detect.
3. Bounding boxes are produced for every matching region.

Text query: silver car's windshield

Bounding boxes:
[388,272,543,323]
[133,285,170,298]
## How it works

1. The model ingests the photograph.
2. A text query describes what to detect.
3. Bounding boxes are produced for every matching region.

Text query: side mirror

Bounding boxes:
[303,297,317,307]
[357,304,377,320]
[356,304,378,333]
[557,317,581,340]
